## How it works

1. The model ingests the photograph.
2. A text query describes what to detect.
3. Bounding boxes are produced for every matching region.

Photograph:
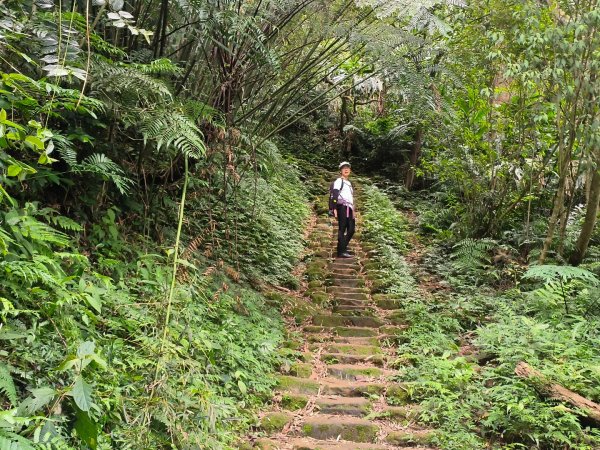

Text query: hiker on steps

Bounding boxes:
[329,161,355,259]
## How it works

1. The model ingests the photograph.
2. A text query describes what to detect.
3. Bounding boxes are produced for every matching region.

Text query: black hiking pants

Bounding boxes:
[336,204,355,256]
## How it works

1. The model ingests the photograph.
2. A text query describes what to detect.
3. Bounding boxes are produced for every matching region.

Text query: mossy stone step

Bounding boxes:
[301,416,378,442]
[380,405,422,420]
[329,292,369,302]
[326,364,387,380]
[322,353,385,367]
[276,375,319,394]
[290,438,388,450]
[313,315,384,328]
[334,308,376,317]
[332,336,380,346]
[333,298,369,307]
[282,362,312,378]
[281,393,309,410]
[326,343,381,355]
[385,429,436,446]
[386,383,412,405]
[315,396,371,417]
[374,298,403,310]
[388,311,410,326]
[321,379,386,397]
[260,412,292,433]
[335,326,378,337]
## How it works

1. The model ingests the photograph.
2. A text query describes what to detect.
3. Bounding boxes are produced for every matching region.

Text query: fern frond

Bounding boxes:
[77,154,133,195]
[0,431,36,450]
[523,265,600,285]
[16,215,70,247]
[131,58,183,76]
[0,363,17,406]
[140,109,206,159]
[452,238,497,270]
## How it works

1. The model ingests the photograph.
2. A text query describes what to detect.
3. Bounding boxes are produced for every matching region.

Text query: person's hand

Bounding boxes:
[333,208,338,218]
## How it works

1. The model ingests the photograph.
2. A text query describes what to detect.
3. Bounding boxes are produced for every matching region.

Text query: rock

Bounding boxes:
[321,380,386,397]
[335,327,378,337]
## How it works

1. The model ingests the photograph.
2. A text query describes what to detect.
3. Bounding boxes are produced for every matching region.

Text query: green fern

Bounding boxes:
[452,238,497,271]
[0,363,17,406]
[0,432,36,450]
[140,109,206,159]
[523,265,600,285]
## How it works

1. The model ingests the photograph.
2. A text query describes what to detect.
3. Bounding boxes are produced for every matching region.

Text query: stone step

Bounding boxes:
[327,286,369,294]
[275,375,319,395]
[333,298,369,307]
[321,379,386,397]
[301,416,378,443]
[332,278,363,288]
[326,364,389,380]
[330,272,360,280]
[290,438,388,450]
[334,308,376,317]
[335,327,378,337]
[313,315,385,328]
[322,352,385,367]
[331,268,360,276]
[329,292,369,302]
[325,343,382,356]
[330,262,361,270]
[385,429,436,446]
[315,396,371,417]
[332,336,380,346]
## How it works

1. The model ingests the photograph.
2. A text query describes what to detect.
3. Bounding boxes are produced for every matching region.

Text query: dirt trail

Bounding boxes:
[243,212,438,450]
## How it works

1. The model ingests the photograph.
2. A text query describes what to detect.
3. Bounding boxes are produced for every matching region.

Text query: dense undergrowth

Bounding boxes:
[0,145,308,449]
[360,183,600,450]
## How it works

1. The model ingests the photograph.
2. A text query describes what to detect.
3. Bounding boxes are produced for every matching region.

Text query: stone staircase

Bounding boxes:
[245,215,436,450]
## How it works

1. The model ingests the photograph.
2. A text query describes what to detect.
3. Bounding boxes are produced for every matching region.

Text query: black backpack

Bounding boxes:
[328,178,344,216]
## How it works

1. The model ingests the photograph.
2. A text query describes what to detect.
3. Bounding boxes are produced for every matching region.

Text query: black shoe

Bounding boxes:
[337,252,352,258]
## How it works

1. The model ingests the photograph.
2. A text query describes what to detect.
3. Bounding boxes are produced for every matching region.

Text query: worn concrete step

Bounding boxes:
[320,379,386,397]
[313,315,385,328]
[327,286,369,294]
[330,272,360,280]
[335,326,379,337]
[322,352,385,367]
[332,278,363,288]
[385,429,436,446]
[334,308,376,317]
[301,416,378,442]
[332,336,380,346]
[290,438,388,450]
[329,292,369,301]
[326,343,382,356]
[275,375,319,394]
[326,364,389,380]
[315,396,371,417]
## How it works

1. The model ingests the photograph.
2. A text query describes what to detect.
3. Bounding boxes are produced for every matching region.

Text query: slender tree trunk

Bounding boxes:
[405,125,423,190]
[570,165,600,265]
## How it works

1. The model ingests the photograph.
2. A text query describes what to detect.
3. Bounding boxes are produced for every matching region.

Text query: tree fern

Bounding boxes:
[0,363,17,406]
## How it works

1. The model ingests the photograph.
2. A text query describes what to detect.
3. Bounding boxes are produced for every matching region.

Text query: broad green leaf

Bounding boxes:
[6,165,21,177]
[70,375,93,411]
[74,406,98,449]
[25,135,44,150]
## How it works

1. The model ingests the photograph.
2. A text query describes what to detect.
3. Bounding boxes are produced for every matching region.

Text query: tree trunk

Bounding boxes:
[570,166,600,265]
[405,125,423,190]
[515,361,600,425]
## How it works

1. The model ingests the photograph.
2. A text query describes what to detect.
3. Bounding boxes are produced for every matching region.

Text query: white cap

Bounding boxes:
[339,161,351,169]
